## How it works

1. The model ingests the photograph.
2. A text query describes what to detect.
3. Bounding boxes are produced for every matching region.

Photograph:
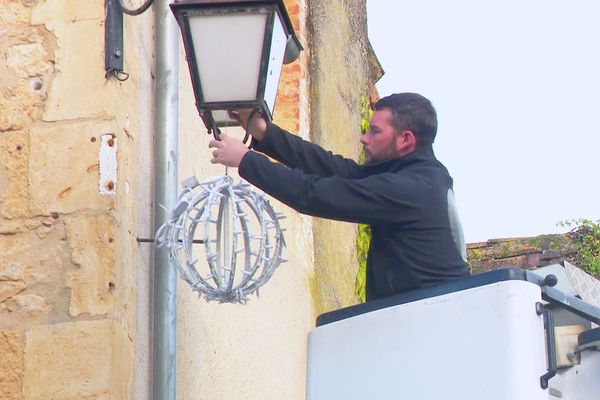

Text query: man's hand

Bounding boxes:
[209,134,250,168]
[228,109,267,141]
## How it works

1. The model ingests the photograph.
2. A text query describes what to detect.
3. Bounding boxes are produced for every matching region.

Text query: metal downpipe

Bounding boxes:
[153,0,179,399]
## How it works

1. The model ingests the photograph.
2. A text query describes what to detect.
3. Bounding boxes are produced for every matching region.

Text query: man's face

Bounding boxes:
[360,108,402,164]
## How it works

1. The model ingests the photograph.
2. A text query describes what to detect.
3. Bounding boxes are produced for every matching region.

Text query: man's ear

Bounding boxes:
[396,130,418,154]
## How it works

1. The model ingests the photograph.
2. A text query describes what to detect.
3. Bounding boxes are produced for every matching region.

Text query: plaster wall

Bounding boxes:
[175,0,381,397]
[307,0,376,315]
[0,1,154,399]
[174,1,316,399]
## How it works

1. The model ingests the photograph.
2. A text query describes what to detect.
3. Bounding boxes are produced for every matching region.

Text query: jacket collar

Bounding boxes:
[363,145,436,174]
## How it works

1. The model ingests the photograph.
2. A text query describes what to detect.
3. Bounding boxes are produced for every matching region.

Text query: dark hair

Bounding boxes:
[374,93,438,146]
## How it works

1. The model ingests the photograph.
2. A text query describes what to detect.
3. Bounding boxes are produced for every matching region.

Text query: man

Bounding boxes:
[209,93,468,301]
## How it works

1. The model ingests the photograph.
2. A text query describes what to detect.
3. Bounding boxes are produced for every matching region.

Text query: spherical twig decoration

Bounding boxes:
[155,175,286,303]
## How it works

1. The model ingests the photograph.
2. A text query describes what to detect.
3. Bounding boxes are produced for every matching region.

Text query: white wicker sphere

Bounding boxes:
[156,175,285,303]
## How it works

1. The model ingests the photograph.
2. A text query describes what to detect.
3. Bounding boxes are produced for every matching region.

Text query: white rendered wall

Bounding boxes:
[174,27,315,400]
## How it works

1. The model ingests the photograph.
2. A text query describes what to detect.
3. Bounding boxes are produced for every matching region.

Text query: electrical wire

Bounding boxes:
[243,108,263,149]
[118,0,155,16]
[105,68,130,81]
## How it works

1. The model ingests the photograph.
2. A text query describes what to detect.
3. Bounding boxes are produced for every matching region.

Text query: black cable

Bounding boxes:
[244,108,262,149]
[118,0,154,16]
[212,122,222,141]
[105,68,130,81]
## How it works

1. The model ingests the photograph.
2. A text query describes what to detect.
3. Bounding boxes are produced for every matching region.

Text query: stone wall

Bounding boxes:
[467,234,576,274]
[307,0,383,315]
[0,1,154,398]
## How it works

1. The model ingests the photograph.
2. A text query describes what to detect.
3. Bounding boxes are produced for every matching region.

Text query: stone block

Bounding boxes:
[0,75,48,132]
[0,232,33,285]
[0,130,29,218]
[111,320,133,399]
[11,293,51,316]
[0,91,32,132]
[31,0,104,24]
[0,2,30,24]
[0,330,24,400]
[65,214,116,316]
[0,224,72,328]
[0,21,54,131]
[0,281,27,303]
[41,20,115,122]
[0,262,25,281]
[0,219,26,235]
[24,320,113,399]
[29,121,115,214]
[31,1,131,122]
[7,42,52,76]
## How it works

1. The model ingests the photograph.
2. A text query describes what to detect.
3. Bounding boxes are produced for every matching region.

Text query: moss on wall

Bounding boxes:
[307,0,377,315]
[467,234,577,274]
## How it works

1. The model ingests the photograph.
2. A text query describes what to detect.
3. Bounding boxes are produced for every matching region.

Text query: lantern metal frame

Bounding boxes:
[170,0,303,131]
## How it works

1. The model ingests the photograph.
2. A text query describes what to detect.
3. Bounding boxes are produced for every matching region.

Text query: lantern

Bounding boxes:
[170,0,303,133]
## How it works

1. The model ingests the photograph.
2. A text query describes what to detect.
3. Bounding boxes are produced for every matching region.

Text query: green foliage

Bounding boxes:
[359,96,373,134]
[468,248,482,261]
[355,96,374,302]
[558,219,600,277]
[355,223,371,302]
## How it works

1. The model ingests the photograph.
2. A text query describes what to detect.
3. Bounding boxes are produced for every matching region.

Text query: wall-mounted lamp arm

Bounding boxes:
[118,0,155,16]
[105,0,156,80]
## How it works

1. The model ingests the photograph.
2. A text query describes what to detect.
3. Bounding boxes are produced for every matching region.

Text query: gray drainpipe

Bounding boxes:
[153,0,179,399]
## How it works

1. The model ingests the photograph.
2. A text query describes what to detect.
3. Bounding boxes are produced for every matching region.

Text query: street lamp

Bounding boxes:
[170,0,303,136]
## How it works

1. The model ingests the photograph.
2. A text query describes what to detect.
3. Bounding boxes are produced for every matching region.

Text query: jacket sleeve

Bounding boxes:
[252,122,362,178]
[239,151,428,226]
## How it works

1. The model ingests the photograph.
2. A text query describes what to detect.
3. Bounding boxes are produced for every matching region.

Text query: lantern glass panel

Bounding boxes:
[263,13,287,115]
[210,110,236,125]
[188,12,268,103]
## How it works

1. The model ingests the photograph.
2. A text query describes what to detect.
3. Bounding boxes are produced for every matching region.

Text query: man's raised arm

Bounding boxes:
[228,109,362,178]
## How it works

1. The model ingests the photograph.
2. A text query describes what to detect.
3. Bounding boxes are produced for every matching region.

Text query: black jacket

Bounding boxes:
[239,123,469,300]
